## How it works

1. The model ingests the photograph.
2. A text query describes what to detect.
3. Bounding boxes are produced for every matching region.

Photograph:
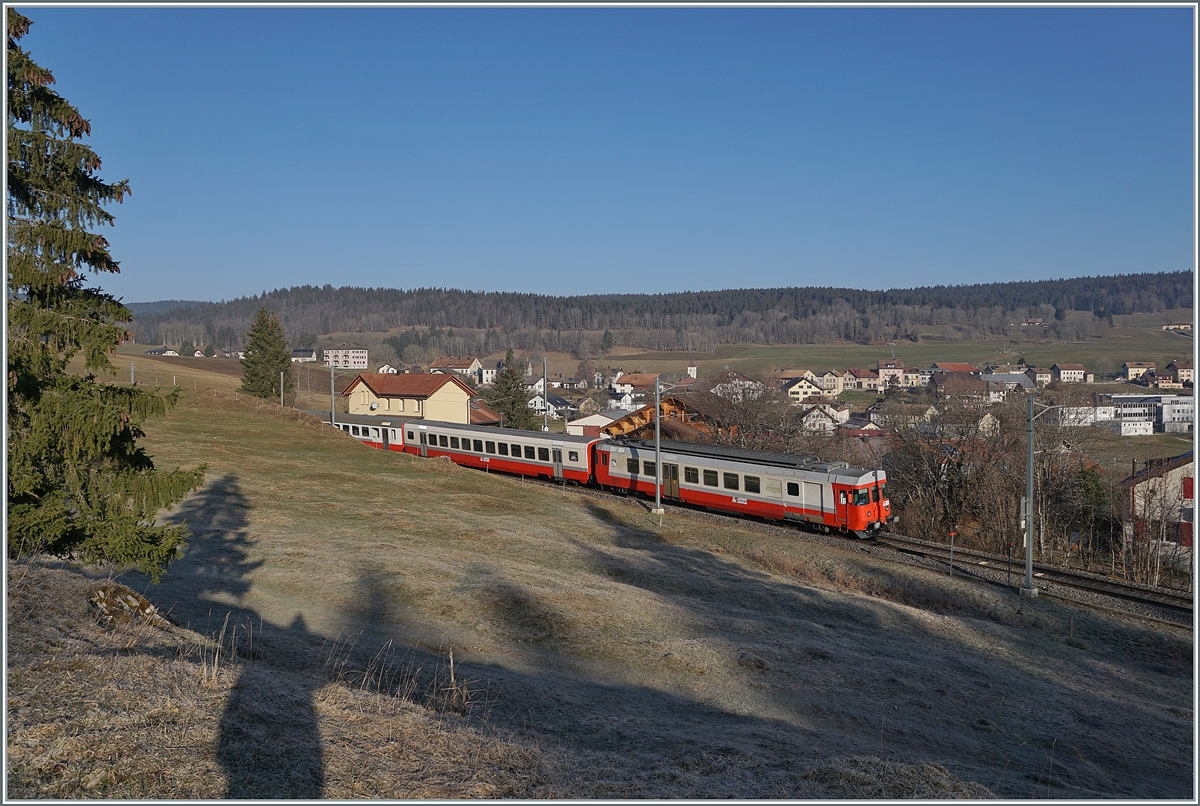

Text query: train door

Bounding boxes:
[663,463,680,498]
[803,482,823,522]
[836,487,848,528]
[381,428,390,450]
[418,430,428,458]
[552,448,563,480]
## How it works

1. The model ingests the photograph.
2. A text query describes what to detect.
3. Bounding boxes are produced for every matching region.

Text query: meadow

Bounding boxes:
[8,363,1192,797]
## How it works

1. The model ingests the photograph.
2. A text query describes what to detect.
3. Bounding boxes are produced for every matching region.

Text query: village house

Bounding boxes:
[844,368,880,391]
[876,359,904,387]
[290,348,317,363]
[782,376,824,404]
[324,344,368,370]
[376,364,399,374]
[1051,363,1089,383]
[522,375,546,395]
[816,369,846,395]
[430,356,483,379]
[797,402,852,432]
[565,410,625,437]
[528,393,575,420]
[707,370,765,402]
[1123,361,1156,381]
[866,402,939,430]
[1166,360,1193,385]
[931,362,978,374]
[980,372,1035,392]
[1024,367,1053,388]
[341,373,474,423]
[1119,451,1194,546]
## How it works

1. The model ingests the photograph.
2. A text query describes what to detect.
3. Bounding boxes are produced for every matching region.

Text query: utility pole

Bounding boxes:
[543,356,548,432]
[130,363,134,384]
[1024,393,1036,596]
[280,370,285,408]
[330,364,336,429]
[653,375,664,515]
[1022,393,1063,598]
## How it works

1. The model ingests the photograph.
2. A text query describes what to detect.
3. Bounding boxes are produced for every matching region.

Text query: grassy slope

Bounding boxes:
[8,365,1191,798]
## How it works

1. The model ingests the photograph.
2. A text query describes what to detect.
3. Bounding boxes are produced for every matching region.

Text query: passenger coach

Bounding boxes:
[594,439,893,537]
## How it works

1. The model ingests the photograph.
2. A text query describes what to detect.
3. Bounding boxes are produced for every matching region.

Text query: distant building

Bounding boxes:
[876,359,904,387]
[1051,363,1088,383]
[324,344,368,370]
[430,356,482,378]
[1024,367,1053,388]
[1166,360,1193,384]
[1123,362,1156,381]
[566,410,625,437]
[291,348,317,363]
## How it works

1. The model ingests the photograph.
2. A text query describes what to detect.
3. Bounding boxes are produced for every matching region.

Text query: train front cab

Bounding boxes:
[834,475,893,537]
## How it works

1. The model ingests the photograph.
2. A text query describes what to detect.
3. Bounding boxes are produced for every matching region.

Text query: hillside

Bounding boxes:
[6,384,1192,798]
[126,272,1192,354]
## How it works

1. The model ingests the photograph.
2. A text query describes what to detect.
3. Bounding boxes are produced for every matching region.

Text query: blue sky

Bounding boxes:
[16,5,1195,303]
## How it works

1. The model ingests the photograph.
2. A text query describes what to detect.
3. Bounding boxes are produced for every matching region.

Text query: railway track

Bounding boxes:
[874,532,1194,623]
[544,478,1195,627]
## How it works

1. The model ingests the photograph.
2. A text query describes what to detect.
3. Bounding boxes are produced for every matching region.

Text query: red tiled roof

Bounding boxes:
[469,398,502,425]
[431,356,478,369]
[342,373,474,398]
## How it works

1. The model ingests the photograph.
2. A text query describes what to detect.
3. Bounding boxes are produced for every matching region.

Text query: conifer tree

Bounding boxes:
[6,10,204,580]
[240,306,293,401]
[489,348,539,430]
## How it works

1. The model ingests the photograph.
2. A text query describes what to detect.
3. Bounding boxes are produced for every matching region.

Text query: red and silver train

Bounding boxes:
[326,414,895,537]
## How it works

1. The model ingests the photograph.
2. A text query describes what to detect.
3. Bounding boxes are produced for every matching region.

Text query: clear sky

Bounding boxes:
[15,5,1196,303]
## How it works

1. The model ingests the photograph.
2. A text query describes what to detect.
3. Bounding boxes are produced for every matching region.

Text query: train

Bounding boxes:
[326,414,895,537]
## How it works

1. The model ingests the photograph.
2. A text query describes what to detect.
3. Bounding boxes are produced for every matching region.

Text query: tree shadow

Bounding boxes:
[129,473,327,798]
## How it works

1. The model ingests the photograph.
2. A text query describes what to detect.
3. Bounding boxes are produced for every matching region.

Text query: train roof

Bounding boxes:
[611,438,883,480]
[305,411,599,445]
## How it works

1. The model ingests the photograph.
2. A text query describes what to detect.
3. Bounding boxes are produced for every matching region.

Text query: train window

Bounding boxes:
[627,458,639,474]
[723,473,739,491]
[372,428,381,438]
[643,461,656,477]
[601,453,609,466]
[450,436,459,449]
[486,441,496,454]
[839,491,847,505]
[351,425,360,436]
[439,435,448,448]
[524,446,535,459]
[568,451,578,462]
[744,476,761,494]
[511,443,521,457]
[342,424,350,432]
[498,443,509,456]
[407,431,414,440]
[703,469,718,487]
[684,467,698,484]
[854,489,870,506]
[787,482,799,497]
[473,439,483,452]
[871,486,879,503]
[538,447,550,462]
[880,482,889,499]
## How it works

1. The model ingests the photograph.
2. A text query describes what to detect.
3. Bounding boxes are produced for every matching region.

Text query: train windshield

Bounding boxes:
[853,488,870,506]
[879,481,889,500]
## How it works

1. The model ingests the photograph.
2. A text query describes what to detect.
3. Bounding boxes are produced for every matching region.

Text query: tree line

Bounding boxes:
[128,272,1191,355]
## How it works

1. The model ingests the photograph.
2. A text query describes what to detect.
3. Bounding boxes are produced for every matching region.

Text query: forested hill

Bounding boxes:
[130,271,1192,354]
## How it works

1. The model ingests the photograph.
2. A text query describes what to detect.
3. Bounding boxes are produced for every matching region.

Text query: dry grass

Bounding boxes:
[7,375,1193,798]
